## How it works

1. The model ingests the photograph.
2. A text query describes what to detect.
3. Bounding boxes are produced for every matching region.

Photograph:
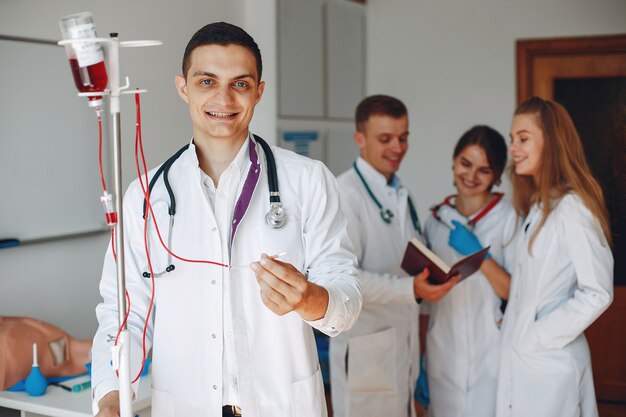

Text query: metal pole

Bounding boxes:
[108,33,133,417]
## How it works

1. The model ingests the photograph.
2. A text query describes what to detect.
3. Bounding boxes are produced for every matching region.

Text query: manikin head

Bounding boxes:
[0,316,91,390]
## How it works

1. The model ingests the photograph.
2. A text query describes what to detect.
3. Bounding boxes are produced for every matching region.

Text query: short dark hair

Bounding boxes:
[182,22,263,80]
[355,95,407,132]
[454,125,508,188]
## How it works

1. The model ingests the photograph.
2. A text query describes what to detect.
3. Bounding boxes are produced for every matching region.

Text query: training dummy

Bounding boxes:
[0,316,91,390]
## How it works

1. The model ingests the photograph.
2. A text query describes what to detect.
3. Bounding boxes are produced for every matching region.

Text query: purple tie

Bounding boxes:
[230,138,261,248]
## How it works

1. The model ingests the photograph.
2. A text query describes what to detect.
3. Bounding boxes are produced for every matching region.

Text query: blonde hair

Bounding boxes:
[509,97,612,251]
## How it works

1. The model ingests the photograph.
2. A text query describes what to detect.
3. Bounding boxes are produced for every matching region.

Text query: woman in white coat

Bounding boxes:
[496,97,613,417]
[423,125,517,417]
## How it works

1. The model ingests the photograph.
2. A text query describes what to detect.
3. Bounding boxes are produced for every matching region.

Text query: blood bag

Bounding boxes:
[59,12,108,110]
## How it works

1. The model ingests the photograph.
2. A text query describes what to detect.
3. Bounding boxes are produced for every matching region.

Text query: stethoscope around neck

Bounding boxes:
[141,135,284,278]
[430,192,504,231]
[353,161,421,234]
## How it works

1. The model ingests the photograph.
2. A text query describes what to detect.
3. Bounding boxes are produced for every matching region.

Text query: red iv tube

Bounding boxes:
[59,12,108,110]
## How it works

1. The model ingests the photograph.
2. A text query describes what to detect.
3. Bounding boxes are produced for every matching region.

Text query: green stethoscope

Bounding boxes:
[353,162,422,235]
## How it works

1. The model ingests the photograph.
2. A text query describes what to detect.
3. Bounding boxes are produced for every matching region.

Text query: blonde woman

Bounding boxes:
[496,97,613,417]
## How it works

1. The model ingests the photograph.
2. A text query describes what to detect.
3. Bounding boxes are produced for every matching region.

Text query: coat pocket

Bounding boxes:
[255,220,305,270]
[346,327,397,393]
[290,368,327,417]
[151,387,175,417]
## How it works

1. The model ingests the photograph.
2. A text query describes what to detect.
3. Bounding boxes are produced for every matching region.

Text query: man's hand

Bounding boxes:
[413,268,459,302]
[96,390,120,417]
[251,254,329,321]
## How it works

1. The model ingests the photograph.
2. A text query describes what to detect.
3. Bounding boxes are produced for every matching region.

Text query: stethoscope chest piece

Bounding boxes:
[380,208,394,224]
[266,202,286,229]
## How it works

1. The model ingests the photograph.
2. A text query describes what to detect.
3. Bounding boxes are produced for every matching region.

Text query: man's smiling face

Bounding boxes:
[175,43,265,143]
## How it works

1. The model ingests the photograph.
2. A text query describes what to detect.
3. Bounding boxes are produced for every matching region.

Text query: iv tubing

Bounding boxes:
[133,93,229,269]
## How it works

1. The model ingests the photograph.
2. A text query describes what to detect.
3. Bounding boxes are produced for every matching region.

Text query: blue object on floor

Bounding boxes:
[314,330,330,385]
[414,355,430,408]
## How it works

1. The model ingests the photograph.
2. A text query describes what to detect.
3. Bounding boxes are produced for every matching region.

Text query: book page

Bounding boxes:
[410,238,450,274]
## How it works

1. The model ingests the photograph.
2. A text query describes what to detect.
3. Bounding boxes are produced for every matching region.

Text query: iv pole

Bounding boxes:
[59,34,161,417]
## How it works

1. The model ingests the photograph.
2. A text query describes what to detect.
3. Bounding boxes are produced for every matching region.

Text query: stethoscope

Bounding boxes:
[141,135,285,278]
[430,192,504,231]
[353,162,422,234]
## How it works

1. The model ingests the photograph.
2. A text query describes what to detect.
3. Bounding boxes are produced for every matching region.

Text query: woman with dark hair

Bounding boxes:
[423,125,517,417]
[496,97,613,417]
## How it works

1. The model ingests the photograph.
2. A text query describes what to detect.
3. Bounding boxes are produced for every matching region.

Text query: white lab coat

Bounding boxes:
[496,193,613,417]
[329,158,421,417]
[91,137,362,417]
[423,197,517,417]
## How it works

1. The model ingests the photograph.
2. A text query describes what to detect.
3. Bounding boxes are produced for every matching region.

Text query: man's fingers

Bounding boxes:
[252,256,308,314]
[415,268,430,282]
[257,254,301,285]
[253,262,294,295]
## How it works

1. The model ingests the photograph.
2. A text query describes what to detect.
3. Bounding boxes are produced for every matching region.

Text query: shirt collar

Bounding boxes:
[186,133,255,180]
[355,156,402,190]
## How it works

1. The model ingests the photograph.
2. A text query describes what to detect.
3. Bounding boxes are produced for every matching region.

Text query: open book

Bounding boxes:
[401,238,490,284]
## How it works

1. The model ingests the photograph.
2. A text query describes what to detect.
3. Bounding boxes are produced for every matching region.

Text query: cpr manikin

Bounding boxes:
[0,316,91,390]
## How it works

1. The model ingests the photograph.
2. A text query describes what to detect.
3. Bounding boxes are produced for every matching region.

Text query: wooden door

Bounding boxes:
[517,34,626,416]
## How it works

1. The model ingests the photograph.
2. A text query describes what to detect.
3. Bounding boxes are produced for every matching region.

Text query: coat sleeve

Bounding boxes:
[534,195,613,350]
[302,162,363,337]
[340,183,416,306]
[499,207,520,274]
[91,183,156,414]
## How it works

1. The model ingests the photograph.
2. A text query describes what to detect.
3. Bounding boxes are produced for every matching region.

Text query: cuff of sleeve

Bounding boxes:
[399,275,418,304]
[92,380,139,415]
[92,382,118,416]
[306,288,349,337]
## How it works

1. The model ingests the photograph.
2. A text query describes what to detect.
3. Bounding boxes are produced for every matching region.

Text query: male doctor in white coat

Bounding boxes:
[329,95,458,417]
[92,22,362,417]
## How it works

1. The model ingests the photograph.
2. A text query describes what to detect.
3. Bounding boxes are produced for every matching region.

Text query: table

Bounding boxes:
[0,376,151,417]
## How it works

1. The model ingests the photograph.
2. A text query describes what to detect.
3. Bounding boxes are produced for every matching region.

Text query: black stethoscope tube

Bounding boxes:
[142,144,190,218]
[255,135,280,204]
[140,135,283,278]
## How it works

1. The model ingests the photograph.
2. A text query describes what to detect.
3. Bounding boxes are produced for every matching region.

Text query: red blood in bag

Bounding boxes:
[105,212,118,225]
[68,58,108,103]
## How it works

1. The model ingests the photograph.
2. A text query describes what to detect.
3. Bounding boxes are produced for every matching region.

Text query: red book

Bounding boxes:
[401,238,490,284]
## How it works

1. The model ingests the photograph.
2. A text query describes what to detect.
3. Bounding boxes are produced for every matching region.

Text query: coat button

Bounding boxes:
[212,333,217,339]
[213,385,217,390]
[212,280,216,285]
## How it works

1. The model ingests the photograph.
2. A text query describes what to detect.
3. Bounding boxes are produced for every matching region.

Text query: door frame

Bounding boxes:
[517,34,626,101]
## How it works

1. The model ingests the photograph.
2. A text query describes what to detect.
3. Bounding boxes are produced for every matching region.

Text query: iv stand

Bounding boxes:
[59,34,161,417]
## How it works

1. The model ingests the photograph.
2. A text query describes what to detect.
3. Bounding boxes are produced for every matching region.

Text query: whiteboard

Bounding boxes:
[0,36,108,242]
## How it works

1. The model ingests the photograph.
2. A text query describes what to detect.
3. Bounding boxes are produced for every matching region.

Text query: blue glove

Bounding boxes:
[448,220,490,258]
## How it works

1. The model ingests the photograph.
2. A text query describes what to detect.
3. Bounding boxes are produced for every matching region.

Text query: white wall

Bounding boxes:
[2,0,624,340]
[0,0,277,338]
[367,0,626,221]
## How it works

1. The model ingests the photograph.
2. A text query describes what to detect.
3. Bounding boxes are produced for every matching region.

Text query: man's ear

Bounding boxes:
[255,80,265,105]
[175,74,189,104]
[354,131,366,150]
